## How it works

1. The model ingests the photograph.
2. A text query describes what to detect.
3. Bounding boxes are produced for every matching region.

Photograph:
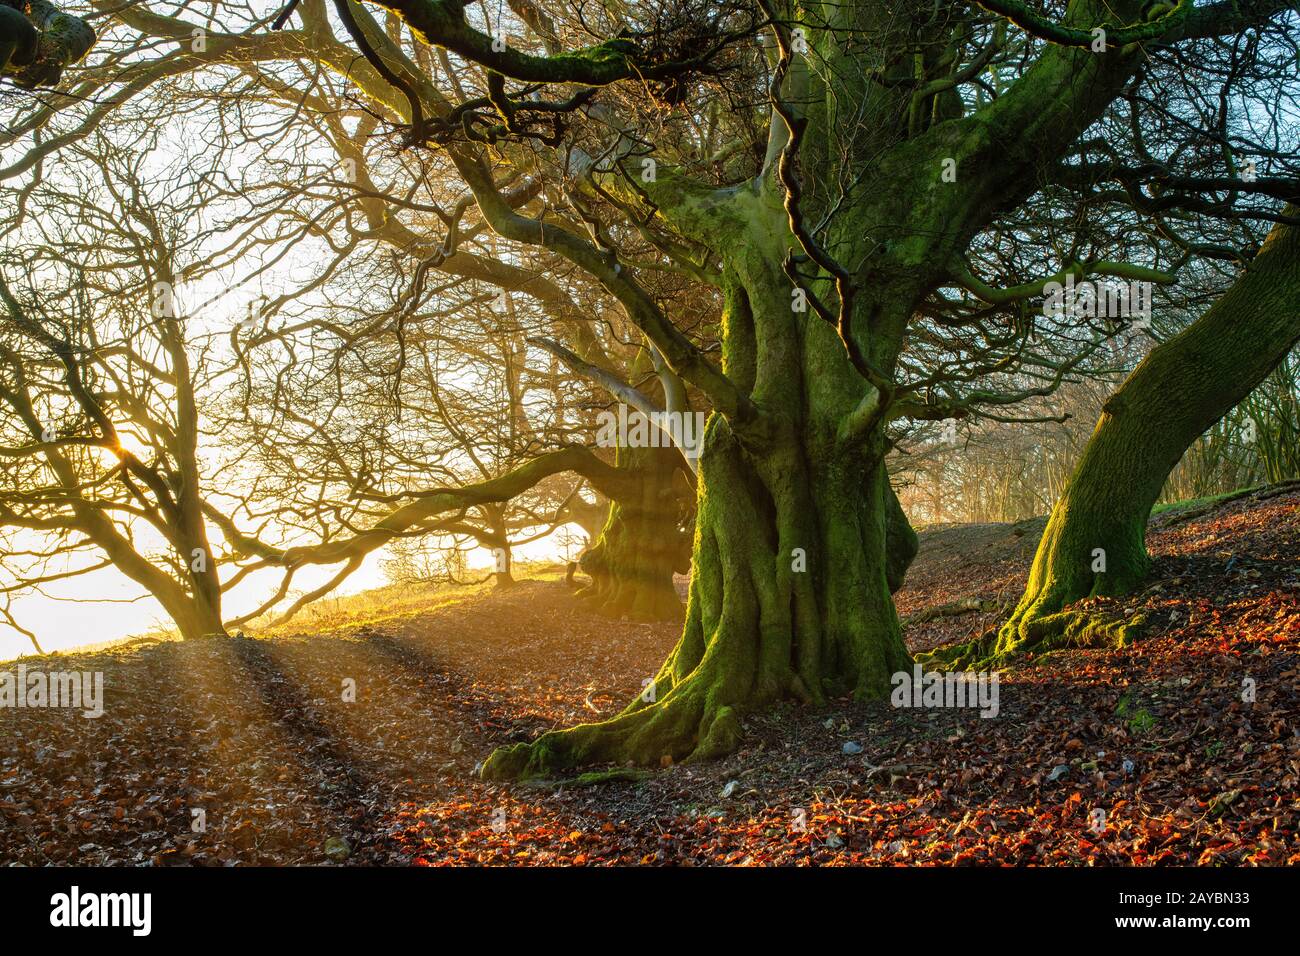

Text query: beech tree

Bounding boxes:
[932,211,1300,666]
[0,135,235,642]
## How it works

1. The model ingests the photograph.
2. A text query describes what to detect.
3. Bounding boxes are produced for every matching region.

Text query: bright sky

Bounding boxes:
[0,531,579,662]
[0,10,634,663]
[0,120,587,662]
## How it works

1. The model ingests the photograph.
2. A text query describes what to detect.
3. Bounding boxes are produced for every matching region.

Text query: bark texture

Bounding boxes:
[577,444,691,621]
[0,0,95,88]
[474,0,1185,778]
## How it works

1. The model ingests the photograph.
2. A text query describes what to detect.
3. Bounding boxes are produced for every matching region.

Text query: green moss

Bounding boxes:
[920,608,1145,671]
[1150,485,1259,515]
[571,768,654,787]
[482,420,910,781]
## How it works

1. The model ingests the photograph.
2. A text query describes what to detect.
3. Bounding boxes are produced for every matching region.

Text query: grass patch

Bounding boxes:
[1151,486,1260,516]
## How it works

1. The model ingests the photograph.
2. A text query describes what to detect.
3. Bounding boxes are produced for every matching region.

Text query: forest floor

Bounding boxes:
[2,485,1297,866]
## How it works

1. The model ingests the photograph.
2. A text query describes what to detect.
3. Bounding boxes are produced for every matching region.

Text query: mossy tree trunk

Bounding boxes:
[991,212,1300,659]
[486,422,914,776]
[483,214,920,778]
[885,481,919,593]
[577,443,691,620]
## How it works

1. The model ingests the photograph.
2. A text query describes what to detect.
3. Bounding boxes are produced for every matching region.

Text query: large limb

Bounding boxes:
[0,0,94,88]
[361,0,744,86]
[343,0,744,253]
[902,0,1294,268]
[209,446,635,571]
[448,148,758,430]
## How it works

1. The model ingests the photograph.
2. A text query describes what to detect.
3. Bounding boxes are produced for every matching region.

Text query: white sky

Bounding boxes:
[0,530,580,662]
[0,94,589,661]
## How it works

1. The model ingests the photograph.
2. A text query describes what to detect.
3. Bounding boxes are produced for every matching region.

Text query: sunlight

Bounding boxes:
[90,429,151,467]
[0,0,1296,887]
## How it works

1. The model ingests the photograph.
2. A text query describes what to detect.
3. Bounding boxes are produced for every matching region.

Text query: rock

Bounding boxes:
[842,741,863,755]
[720,780,739,798]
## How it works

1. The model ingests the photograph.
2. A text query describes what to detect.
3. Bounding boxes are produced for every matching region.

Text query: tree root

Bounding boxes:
[901,597,1001,626]
[915,606,1146,671]
[480,685,742,781]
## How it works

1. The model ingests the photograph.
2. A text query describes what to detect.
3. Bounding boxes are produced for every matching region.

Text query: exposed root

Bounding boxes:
[913,629,999,671]
[480,684,740,781]
[916,606,1146,671]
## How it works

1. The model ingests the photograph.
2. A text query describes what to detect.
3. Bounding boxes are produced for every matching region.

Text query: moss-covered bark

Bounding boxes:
[482,196,917,779]
[0,0,95,88]
[483,414,913,779]
[885,482,919,593]
[578,443,690,621]
[977,212,1300,662]
[473,0,1164,780]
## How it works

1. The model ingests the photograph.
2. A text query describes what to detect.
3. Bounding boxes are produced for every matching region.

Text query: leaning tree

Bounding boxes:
[980,212,1300,663]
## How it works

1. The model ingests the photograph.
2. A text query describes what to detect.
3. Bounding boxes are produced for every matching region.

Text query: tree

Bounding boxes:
[0,0,94,88]
[0,135,231,641]
[934,210,1300,666]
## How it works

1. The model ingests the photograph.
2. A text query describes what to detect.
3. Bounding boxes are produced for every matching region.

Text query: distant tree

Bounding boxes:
[0,137,232,641]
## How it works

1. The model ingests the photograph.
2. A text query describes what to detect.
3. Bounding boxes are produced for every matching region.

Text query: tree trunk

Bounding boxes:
[577,443,690,620]
[885,481,918,593]
[483,218,916,778]
[476,0,1155,780]
[159,586,227,641]
[976,213,1300,661]
[484,414,911,778]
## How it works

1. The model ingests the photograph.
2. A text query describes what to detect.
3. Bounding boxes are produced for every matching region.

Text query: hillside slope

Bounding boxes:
[1,486,1295,865]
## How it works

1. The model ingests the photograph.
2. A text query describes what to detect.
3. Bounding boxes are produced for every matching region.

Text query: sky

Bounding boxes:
[0,530,579,662]
[0,24,604,663]
[0,186,583,660]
